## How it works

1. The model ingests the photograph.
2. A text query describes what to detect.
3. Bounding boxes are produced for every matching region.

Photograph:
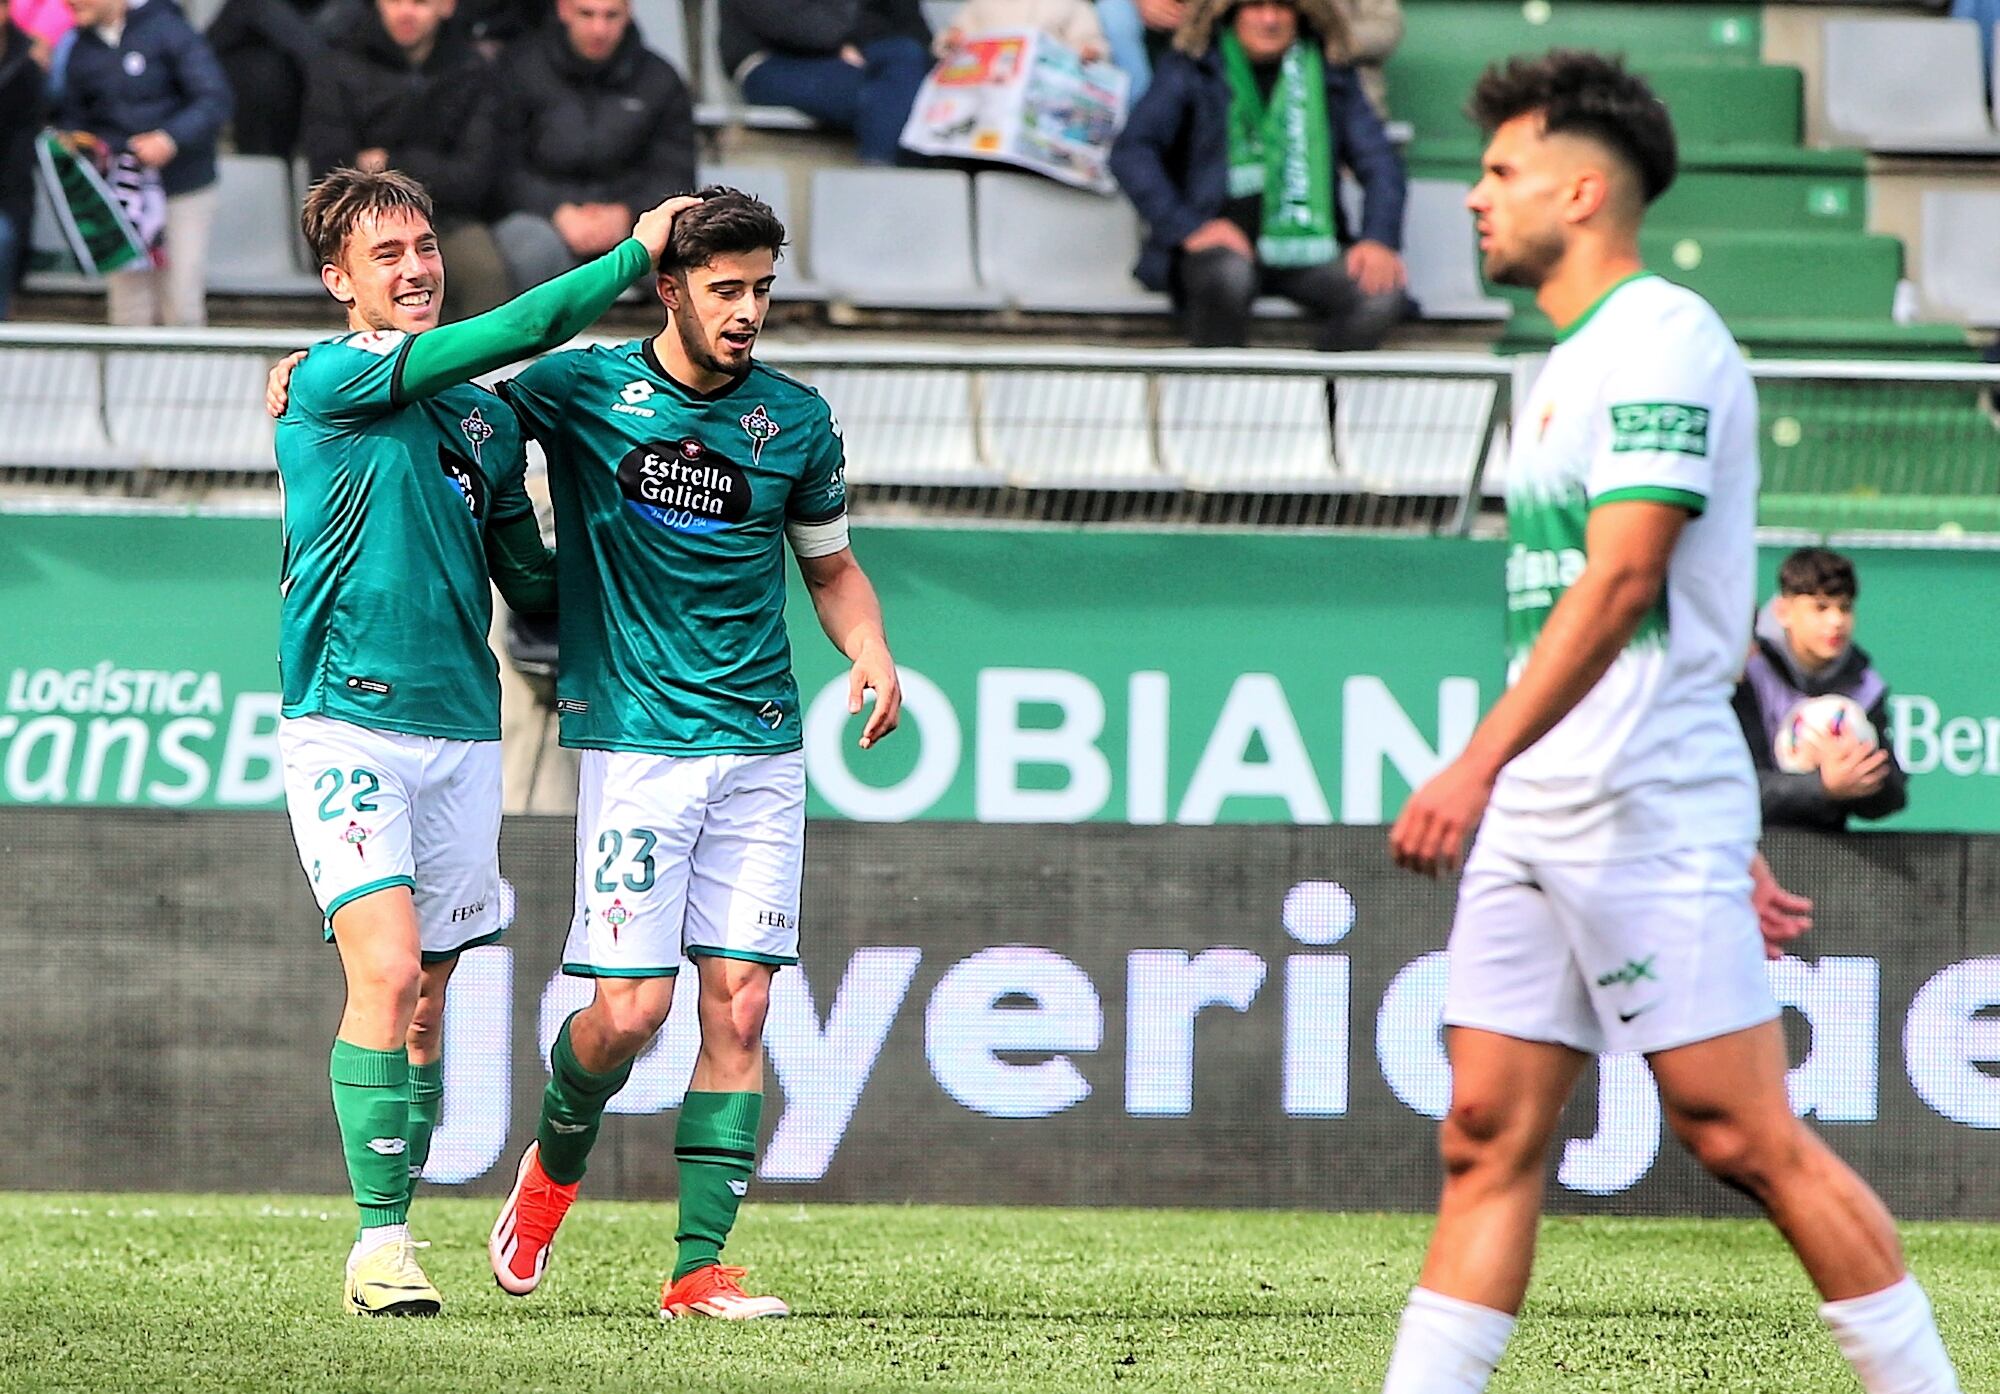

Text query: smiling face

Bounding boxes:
[659,248,777,382]
[324,207,444,333]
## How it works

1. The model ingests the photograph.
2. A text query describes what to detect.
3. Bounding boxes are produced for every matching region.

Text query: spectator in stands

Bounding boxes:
[1099,0,1395,113]
[454,0,546,56]
[935,0,1106,61]
[492,0,695,291]
[12,0,72,68]
[1110,0,1408,352]
[1094,0,1162,99]
[57,0,232,326]
[206,0,331,156]
[1733,547,1908,830]
[720,0,932,166]
[301,0,510,316]
[0,0,48,320]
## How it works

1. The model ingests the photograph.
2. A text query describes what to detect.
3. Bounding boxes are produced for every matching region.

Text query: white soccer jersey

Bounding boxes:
[1484,273,1760,862]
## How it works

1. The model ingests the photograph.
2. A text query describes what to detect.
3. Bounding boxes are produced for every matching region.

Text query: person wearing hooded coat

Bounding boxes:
[1109,0,1408,351]
[491,0,695,292]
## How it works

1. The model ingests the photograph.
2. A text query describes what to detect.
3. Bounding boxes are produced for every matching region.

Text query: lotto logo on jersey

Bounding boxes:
[615,380,657,417]
[616,439,753,535]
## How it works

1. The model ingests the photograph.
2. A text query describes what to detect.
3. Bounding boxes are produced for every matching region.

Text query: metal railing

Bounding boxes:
[4,324,1998,540]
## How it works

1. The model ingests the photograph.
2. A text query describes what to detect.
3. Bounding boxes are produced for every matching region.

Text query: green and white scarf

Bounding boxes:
[1220,30,1337,268]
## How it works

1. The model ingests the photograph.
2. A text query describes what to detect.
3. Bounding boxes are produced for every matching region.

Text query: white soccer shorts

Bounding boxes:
[562,748,805,979]
[279,714,506,961]
[1443,828,1780,1056]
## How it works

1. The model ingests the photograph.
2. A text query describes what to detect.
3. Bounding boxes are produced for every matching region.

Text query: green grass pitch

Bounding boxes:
[2,1195,1996,1392]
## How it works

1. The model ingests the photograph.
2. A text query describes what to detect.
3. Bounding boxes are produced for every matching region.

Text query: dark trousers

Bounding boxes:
[740,36,930,165]
[207,0,329,156]
[1175,246,1409,351]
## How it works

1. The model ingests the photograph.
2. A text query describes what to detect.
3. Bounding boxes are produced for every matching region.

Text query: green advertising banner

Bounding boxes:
[2,512,1995,831]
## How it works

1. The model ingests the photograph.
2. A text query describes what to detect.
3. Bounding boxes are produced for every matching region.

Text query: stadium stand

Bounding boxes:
[810,168,1004,311]
[1821,17,2000,156]
[202,155,323,298]
[1919,189,2000,326]
[694,162,827,300]
[1156,374,1340,492]
[971,173,1168,316]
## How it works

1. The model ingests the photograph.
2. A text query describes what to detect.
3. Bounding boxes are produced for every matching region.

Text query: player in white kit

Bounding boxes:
[1379,52,1959,1394]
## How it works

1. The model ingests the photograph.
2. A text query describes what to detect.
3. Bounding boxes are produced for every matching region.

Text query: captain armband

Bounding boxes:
[785,513,850,559]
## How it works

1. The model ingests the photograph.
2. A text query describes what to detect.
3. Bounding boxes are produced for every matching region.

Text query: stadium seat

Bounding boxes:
[1920,189,2000,326]
[696,163,827,301]
[0,349,113,467]
[971,173,1170,314]
[979,371,1165,487]
[1157,375,1340,492]
[1392,58,1802,163]
[693,0,818,129]
[1400,179,1509,322]
[1398,1,1761,69]
[810,169,1004,310]
[627,0,689,75]
[786,367,998,486]
[1332,376,1501,496]
[103,352,276,470]
[1650,166,1867,236]
[1821,19,2000,154]
[206,156,325,296]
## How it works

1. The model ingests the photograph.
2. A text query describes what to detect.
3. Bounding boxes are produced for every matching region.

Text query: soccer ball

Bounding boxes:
[1773,694,1877,773]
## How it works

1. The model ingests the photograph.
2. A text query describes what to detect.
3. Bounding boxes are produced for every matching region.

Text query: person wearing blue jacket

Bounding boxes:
[1110,0,1408,350]
[56,0,232,324]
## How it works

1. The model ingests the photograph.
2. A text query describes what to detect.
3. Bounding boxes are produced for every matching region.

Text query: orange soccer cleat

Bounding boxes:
[488,1142,581,1296]
[658,1264,790,1320]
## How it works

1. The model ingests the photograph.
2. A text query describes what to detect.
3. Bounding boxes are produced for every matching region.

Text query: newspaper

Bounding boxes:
[898,29,1129,194]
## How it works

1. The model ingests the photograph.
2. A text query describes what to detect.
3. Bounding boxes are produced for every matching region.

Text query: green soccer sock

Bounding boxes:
[536,1012,634,1185]
[672,1091,762,1280]
[329,1039,413,1234]
[405,1058,444,1189]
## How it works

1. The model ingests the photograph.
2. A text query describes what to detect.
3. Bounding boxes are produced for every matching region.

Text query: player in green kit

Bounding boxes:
[273,167,698,1317]
[485,190,901,1320]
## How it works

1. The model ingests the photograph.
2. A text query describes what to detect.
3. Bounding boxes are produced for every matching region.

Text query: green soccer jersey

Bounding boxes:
[276,330,534,741]
[499,340,849,756]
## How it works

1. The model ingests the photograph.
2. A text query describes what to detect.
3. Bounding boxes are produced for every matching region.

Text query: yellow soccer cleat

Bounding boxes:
[345,1237,443,1318]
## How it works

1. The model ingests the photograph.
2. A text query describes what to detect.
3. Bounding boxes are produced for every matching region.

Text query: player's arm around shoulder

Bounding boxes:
[796,545,900,752]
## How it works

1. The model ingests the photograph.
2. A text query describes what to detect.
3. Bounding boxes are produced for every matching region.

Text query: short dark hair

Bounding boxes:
[300,167,433,268]
[659,187,787,276]
[1468,50,1678,205]
[1778,547,1859,601]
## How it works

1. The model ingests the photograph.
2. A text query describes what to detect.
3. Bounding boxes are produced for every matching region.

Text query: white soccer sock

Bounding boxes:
[351,1222,411,1262]
[1821,1275,1960,1394]
[1381,1286,1515,1394]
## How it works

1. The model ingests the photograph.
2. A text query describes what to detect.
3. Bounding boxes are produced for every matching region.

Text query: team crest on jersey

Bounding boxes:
[342,821,372,861]
[603,898,631,940]
[1538,401,1557,442]
[459,406,494,465]
[740,404,781,464]
[616,439,753,535]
